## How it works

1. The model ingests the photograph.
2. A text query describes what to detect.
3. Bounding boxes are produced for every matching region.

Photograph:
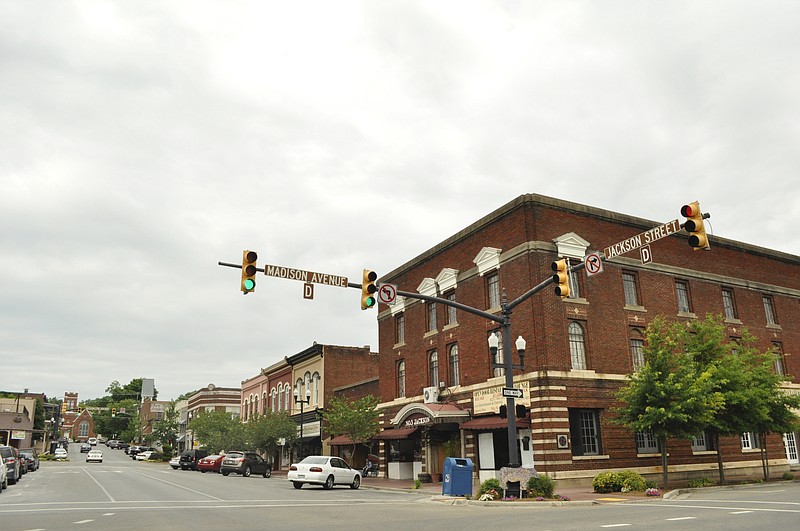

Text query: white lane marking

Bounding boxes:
[103,512,115,516]
[622,503,800,514]
[129,471,225,501]
[666,517,697,521]
[730,511,753,514]
[74,519,94,524]
[81,467,116,502]
[682,498,799,506]
[601,525,632,528]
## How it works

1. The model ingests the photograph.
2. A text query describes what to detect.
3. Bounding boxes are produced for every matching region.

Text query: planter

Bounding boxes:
[430,473,442,482]
[418,473,432,483]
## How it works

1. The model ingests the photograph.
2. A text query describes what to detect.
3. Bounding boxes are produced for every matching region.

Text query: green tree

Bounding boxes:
[189,409,246,453]
[151,401,180,447]
[324,395,380,466]
[614,317,724,487]
[246,411,297,463]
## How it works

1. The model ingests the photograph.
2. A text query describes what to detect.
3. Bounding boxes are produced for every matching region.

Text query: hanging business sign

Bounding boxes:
[473,382,531,415]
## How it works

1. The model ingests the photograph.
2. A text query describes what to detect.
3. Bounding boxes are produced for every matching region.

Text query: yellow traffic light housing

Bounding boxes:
[112,408,117,417]
[551,258,570,297]
[361,269,377,310]
[241,250,258,293]
[681,201,710,251]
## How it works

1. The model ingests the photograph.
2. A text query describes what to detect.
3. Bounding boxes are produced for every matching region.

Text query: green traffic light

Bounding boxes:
[366,296,375,307]
[243,279,256,290]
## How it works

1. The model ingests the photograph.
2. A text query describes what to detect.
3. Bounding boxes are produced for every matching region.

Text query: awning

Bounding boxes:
[373,427,418,440]
[176,435,186,443]
[460,415,531,430]
[328,435,361,446]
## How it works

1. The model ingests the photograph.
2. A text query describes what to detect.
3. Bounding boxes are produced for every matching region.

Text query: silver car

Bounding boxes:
[287,455,361,490]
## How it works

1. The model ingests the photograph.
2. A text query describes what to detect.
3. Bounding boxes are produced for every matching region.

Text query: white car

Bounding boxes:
[54,448,68,460]
[0,448,7,491]
[86,450,103,463]
[287,455,361,490]
[87,438,98,446]
[136,451,155,461]
[169,456,180,469]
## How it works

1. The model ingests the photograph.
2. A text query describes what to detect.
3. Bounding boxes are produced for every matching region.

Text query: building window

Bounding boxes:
[395,312,405,344]
[78,420,89,438]
[253,396,258,417]
[429,350,439,387]
[568,321,588,370]
[763,295,778,325]
[675,280,691,313]
[262,392,267,414]
[312,372,320,404]
[445,291,457,325]
[741,432,761,450]
[622,271,639,307]
[772,342,786,375]
[397,361,406,398]
[569,409,602,456]
[692,432,714,452]
[487,271,500,309]
[636,430,659,454]
[630,330,645,371]
[284,385,290,412]
[242,400,248,421]
[722,288,738,320]
[449,344,460,387]
[490,330,504,377]
[427,302,437,332]
[271,388,277,412]
[568,260,581,299]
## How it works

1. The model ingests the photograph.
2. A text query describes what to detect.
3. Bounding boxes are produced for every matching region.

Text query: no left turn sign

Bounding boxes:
[377,283,398,305]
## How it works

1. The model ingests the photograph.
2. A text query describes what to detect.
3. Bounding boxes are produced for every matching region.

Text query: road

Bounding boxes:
[2,444,799,530]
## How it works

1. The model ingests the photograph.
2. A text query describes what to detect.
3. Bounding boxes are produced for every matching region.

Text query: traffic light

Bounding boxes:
[551,259,570,297]
[112,408,116,417]
[61,402,67,413]
[361,269,377,310]
[681,201,710,251]
[241,250,258,293]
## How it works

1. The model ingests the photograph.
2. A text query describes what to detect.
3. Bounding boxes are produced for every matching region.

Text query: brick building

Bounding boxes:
[185,384,241,450]
[374,194,800,486]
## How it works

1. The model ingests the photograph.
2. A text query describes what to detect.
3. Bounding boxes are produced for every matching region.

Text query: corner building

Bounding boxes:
[375,194,800,486]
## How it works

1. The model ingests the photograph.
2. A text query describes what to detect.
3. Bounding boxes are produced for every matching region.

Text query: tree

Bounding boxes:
[614,317,724,487]
[246,411,297,464]
[189,409,246,453]
[324,395,380,466]
[151,401,180,448]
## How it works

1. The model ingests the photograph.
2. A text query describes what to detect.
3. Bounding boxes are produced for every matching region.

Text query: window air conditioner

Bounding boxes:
[423,386,439,404]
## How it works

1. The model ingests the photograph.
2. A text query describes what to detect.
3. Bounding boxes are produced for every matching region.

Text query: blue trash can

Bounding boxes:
[442,457,473,496]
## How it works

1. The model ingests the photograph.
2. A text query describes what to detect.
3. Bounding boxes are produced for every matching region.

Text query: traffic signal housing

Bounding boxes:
[681,201,710,251]
[361,269,377,310]
[112,408,116,417]
[551,259,570,297]
[241,250,258,293]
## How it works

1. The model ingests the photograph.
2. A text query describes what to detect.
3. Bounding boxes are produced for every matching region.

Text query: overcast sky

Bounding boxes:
[2,1,799,403]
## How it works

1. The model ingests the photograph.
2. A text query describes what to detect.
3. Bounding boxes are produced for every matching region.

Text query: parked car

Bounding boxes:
[220,451,271,478]
[80,443,92,453]
[117,441,129,451]
[197,454,225,473]
[178,449,208,471]
[136,451,156,461]
[169,456,180,470]
[287,455,361,490]
[129,446,155,459]
[54,448,68,460]
[0,446,21,485]
[0,448,7,492]
[86,450,103,463]
[107,440,119,448]
[87,437,98,446]
[18,448,39,472]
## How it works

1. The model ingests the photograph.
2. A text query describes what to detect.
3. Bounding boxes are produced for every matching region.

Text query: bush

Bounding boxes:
[687,477,716,488]
[527,474,555,498]
[618,470,647,492]
[592,471,620,493]
[478,478,502,498]
[148,452,163,461]
[782,472,796,481]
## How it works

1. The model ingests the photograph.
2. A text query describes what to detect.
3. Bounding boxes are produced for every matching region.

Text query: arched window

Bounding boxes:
[312,372,321,405]
[78,421,89,438]
[271,387,278,412]
[449,344,460,386]
[569,321,587,370]
[262,392,268,414]
[242,399,249,421]
[630,329,645,371]
[429,350,439,387]
[253,395,258,417]
[284,385,291,412]
[397,361,406,398]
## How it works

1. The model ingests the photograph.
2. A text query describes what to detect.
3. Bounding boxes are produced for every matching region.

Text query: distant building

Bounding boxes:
[185,384,241,450]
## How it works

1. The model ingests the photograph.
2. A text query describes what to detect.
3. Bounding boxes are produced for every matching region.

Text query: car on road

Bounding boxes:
[136,451,157,461]
[87,437,98,446]
[86,450,103,463]
[169,456,180,469]
[178,449,208,471]
[106,440,119,448]
[18,448,39,472]
[220,451,271,478]
[54,448,68,460]
[129,446,155,459]
[1,446,22,485]
[80,443,92,453]
[0,448,7,492]
[288,455,361,490]
[117,441,129,451]
[197,454,224,473]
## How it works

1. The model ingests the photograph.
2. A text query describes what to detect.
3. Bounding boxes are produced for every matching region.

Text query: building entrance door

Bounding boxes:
[784,432,798,465]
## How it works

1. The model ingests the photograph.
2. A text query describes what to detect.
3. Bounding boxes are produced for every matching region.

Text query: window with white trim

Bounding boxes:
[569,409,602,456]
[569,321,588,370]
[636,430,659,454]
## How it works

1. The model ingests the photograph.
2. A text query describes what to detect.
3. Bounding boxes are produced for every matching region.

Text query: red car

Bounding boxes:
[197,454,224,473]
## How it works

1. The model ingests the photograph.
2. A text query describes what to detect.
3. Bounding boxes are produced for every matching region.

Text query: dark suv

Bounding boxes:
[179,449,208,471]
[220,451,271,478]
[19,448,39,472]
[0,446,21,485]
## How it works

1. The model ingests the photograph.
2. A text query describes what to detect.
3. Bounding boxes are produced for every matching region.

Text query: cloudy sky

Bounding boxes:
[2,1,799,403]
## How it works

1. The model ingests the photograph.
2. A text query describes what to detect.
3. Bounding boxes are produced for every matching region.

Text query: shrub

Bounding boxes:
[478,478,502,498]
[618,470,647,492]
[527,474,555,498]
[412,479,422,489]
[592,471,620,493]
[148,452,163,461]
[782,472,795,481]
[687,477,716,488]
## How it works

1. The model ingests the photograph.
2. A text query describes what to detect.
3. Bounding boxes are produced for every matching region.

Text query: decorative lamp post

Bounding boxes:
[489,330,527,467]
[293,386,311,460]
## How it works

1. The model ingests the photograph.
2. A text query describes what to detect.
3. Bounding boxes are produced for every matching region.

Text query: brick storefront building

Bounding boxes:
[374,194,799,486]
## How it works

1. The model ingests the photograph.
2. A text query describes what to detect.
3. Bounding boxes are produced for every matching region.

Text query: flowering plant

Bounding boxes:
[535,496,545,501]
[645,488,660,497]
[478,489,499,501]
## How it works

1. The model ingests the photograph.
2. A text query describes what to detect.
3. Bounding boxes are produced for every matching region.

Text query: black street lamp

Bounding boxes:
[489,331,527,467]
[293,386,311,460]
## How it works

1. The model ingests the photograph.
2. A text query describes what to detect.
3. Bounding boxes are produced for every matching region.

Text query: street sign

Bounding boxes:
[262,263,348,288]
[304,283,314,299]
[377,283,397,305]
[640,246,653,264]
[502,387,524,399]
[603,219,681,260]
[584,252,604,276]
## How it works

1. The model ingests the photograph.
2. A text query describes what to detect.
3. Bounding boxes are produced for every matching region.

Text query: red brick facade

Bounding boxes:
[375,194,800,486]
